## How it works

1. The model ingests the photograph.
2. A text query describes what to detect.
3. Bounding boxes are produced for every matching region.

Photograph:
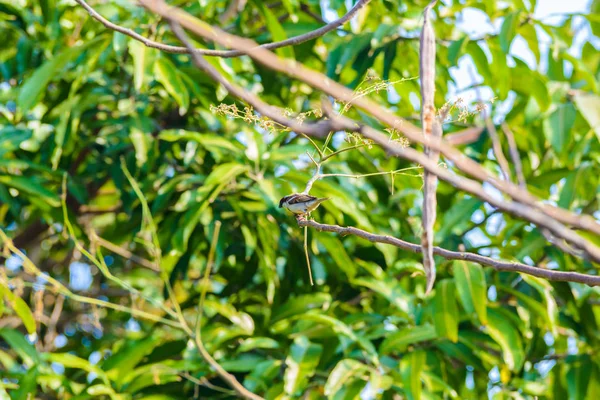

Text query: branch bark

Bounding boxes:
[137,0,600,238]
[298,219,600,287]
[419,0,439,294]
[76,0,370,58]
[140,1,600,263]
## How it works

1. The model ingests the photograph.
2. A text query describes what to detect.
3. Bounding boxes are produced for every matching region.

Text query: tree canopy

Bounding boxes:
[1,0,600,399]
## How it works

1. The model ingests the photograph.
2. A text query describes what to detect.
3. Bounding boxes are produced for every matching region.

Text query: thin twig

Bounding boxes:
[297,219,600,286]
[61,174,178,319]
[444,126,484,146]
[43,294,64,351]
[502,123,527,189]
[303,224,314,285]
[469,66,512,182]
[93,234,159,271]
[485,118,512,182]
[196,221,222,335]
[0,231,182,328]
[75,0,370,58]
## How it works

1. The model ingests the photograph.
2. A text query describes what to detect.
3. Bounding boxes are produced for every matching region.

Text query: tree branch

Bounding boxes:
[298,219,600,287]
[137,0,600,238]
[324,113,600,264]
[502,123,527,189]
[419,0,439,294]
[137,1,600,263]
[75,0,370,58]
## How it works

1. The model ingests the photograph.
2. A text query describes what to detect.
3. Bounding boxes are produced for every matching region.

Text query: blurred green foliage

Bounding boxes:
[1,0,600,399]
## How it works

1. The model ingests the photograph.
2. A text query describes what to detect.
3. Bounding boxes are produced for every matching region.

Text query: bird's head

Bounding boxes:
[278,195,290,208]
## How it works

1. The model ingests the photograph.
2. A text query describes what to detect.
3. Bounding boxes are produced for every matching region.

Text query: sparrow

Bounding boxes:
[279,193,330,215]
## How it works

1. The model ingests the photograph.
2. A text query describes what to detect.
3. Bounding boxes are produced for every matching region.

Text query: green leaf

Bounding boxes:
[243,359,282,393]
[567,356,592,400]
[260,3,295,60]
[10,296,36,335]
[380,325,437,354]
[400,350,425,400]
[296,313,379,365]
[0,328,40,366]
[317,234,356,279]
[204,162,248,186]
[448,36,469,65]
[238,337,280,352]
[129,40,154,91]
[351,277,410,313]
[453,261,487,325]
[102,335,162,385]
[324,359,370,397]
[543,104,576,154]
[382,42,397,81]
[204,298,254,334]
[500,11,521,53]
[272,293,332,322]
[433,280,459,342]
[12,366,37,400]
[46,353,110,384]
[0,175,60,207]
[154,57,190,115]
[130,128,150,168]
[574,93,600,140]
[486,308,524,371]
[283,336,322,395]
[0,282,35,335]
[436,197,482,241]
[17,36,105,112]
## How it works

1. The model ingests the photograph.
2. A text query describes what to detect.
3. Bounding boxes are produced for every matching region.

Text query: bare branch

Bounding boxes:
[419,0,439,294]
[139,1,600,261]
[324,114,600,264]
[485,118,512,182]
[93,234,159,272]
[75,0,370,58]
[168,22,342,138]
[138,0,600,237]
[298,219,600,287]
[0,231,182,328]
[469,66,512,182]
[502,123,527,189]
[445,126,484,146]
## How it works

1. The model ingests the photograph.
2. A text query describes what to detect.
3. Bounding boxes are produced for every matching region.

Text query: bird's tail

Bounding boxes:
[315,197,330,204]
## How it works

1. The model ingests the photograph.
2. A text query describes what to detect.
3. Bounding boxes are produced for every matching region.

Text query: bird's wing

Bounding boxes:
[287,194,318,204]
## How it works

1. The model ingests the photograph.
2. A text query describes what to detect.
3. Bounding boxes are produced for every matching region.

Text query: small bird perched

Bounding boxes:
[279,194,330,215]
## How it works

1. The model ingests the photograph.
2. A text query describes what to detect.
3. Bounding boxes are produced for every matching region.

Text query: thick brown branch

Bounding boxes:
[75,0,369,58]
[138,0,600,238]
[298,219,600,287]
[137,1,600,262]
[161,4,600,263]
[168,23,345,138]
[419,0,438,294]
[326,115,600,264]
[445,126,484,146]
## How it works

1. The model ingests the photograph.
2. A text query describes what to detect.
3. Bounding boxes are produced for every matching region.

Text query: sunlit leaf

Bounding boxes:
[453,261,487,325]
[433,280,459,342]
[283,336,322,395]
